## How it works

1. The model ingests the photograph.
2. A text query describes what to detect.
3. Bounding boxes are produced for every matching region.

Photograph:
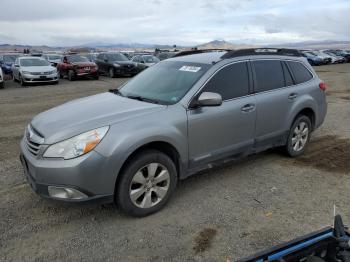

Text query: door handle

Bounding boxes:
[288,93,298,100]
[241,104,255,112]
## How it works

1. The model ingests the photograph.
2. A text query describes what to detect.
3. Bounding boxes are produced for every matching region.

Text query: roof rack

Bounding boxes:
[221,48,302,59]
[172,48,230,58]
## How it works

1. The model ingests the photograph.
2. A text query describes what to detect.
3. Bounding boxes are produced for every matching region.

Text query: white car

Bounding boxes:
[42,54,62,66]
[12,56,59,86]
[0,67,4,89]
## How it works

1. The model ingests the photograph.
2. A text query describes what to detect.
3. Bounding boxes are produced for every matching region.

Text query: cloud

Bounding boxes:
[0,0,349,46]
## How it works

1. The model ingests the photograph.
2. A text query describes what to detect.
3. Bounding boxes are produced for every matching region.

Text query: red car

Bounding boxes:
[57,55,99,81]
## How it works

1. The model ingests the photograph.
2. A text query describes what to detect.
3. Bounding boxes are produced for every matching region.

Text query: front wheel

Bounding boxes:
[284,115,311,157]
[19,74,26,87]
[68,70,75,81]
[109,67,115,78]
[115,150,178,217]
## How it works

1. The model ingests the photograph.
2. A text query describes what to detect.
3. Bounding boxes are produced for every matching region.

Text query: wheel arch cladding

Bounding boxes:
[114,141,182,194]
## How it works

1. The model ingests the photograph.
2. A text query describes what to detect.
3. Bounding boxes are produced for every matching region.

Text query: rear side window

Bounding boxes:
[202,62,249,100]
[288,61,313,84]
[282,62,294,86]
[253,60,285,92]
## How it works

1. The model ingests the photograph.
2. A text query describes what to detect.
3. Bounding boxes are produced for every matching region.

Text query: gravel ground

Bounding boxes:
[1,64,350,262]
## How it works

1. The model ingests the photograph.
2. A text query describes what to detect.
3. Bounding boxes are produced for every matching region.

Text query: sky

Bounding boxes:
[0,0,349,46]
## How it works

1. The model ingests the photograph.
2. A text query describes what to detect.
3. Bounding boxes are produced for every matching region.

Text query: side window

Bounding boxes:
[288,61,313,84]
[253,60,285,92]
[282,62,294,86]
[202,62,249,100]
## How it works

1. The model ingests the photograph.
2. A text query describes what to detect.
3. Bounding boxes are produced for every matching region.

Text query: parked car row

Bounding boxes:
[301,49,350,66]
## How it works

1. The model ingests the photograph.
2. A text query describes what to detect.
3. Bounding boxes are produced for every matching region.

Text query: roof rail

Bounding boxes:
[172,48,231,58]
[221,48,302,59]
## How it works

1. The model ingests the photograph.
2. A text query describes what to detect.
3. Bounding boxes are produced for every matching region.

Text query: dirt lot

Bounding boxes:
[1,64,350,261]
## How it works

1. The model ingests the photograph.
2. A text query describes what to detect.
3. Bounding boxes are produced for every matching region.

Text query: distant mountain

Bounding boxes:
[1,39,349,53]
[196,40,257,50]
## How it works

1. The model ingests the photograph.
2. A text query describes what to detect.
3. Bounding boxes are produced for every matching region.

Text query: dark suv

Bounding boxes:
[95,52,144,78]
[20,49,327,217]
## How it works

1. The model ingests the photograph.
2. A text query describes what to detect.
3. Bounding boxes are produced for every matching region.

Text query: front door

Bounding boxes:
[187,61,256,168]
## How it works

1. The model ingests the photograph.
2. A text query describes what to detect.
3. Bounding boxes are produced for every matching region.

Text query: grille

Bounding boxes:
[31,71,54,76]
[25,125,44,156]
[25,137,41,156]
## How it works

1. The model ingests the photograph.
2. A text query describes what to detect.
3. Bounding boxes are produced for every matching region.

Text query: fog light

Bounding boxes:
[48,186,88,200]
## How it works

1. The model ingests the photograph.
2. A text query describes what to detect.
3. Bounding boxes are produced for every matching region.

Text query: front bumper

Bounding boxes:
[19,138,115,203]
[22,73,59,83]
[114,66,141,76]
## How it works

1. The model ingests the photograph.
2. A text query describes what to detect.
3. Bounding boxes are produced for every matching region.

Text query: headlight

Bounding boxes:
[113,63,121,67]
[22,71,31,75]
[43,126,109,159]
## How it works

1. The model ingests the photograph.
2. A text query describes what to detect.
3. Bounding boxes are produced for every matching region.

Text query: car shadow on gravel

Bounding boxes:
[290,135,350,174]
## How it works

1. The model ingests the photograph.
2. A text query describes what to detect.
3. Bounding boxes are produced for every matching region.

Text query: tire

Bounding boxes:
[116,149,178,217]
[59,71,64,79]
[19,74,26,87]
[94,74,99,80]
[284,115,312,157]
[109,67,115,78]
[0,81,4,89]
[68,70,75,81]
[13,74,18,82]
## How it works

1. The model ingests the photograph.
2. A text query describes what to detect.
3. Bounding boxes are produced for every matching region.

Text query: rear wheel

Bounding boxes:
[284,115,311,157]
[116,150,178,217]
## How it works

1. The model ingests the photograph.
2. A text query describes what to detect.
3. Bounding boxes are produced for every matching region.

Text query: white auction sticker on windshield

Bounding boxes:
[179,65,201,72]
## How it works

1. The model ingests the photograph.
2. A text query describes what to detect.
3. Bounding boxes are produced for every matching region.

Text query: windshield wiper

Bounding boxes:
[126,95,160,104]
[109,88,124,96]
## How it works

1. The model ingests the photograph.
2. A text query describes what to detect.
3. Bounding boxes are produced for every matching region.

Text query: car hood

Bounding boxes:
[21,66,56,72]
[112,61,137,66]
[71,62,96,67]
[31,92,164,144]
[3,62,14,67]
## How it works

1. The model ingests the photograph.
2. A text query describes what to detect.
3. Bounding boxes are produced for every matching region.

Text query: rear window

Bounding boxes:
[253,60,285,92]
[288,61,313,84]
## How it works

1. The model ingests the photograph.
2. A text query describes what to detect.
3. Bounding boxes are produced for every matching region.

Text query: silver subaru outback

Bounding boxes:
[20,49,327,217]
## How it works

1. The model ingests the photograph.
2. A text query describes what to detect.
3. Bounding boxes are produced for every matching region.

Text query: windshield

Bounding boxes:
[106,53,129,61]
[119,61,210,105]
[3,55,19,63]
[143,55,160,63]
[68,55,89,63]
[48,55,61,60]
[20,59,50,66]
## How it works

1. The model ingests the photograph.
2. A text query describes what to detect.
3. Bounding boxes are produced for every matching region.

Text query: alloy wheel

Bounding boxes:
[129,163,170,209]
[292,121,309,152]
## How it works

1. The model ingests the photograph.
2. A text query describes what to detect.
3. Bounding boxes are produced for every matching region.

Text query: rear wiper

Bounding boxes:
[126,95,160,104]
[109,88,124,96]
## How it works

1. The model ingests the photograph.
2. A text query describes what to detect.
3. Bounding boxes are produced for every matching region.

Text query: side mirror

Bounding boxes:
[196,92,222,107]
[14,64,19,67]
[140,60,145,64]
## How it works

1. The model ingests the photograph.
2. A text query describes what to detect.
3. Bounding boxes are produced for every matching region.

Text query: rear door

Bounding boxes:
[252,59,297,147]
[187,61,256,168]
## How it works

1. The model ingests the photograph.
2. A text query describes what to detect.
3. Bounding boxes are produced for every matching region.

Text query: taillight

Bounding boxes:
[319,81,326,91]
